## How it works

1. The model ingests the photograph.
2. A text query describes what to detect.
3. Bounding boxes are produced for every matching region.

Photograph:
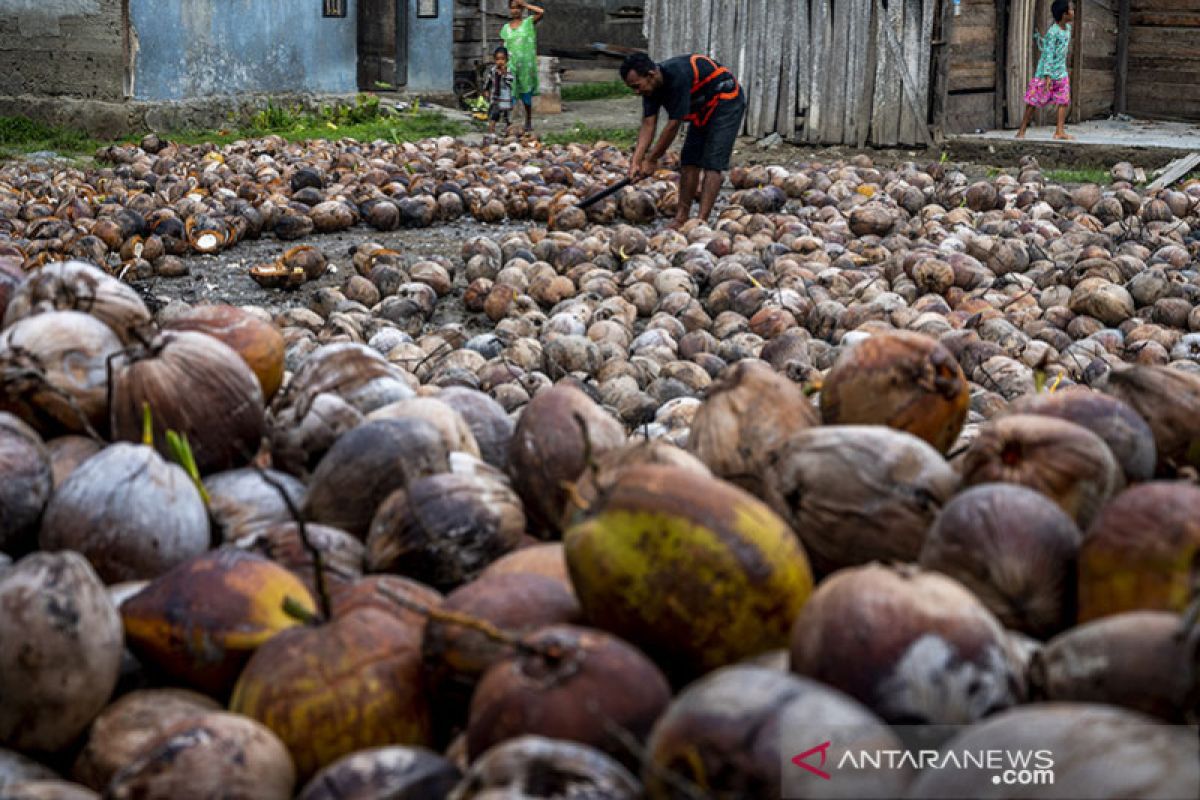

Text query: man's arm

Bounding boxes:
[629,114,659,179]
[645,119,683,167]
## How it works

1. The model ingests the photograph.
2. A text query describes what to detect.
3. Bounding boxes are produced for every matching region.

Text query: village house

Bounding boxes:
[0,0,457,136]
[0,0,646,138]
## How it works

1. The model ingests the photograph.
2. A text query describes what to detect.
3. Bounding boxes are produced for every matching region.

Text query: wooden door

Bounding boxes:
[358,0,406,89]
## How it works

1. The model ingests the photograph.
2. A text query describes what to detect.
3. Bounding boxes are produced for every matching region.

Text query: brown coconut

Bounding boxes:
[959,414,1121,529]
[819,331,970,454]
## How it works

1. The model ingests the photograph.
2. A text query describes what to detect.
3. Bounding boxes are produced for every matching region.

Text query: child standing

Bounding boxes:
[499,0,545,133]
[1017,0,1075,140]
[483,46,516,134]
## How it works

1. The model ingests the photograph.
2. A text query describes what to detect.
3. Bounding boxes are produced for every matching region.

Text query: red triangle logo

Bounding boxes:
[792,741,833,780]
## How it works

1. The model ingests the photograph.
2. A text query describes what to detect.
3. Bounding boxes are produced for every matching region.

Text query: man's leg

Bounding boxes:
[696,169,724,222]
[672,123,707,228]
[673,165,701,227]
[695,92,745,223]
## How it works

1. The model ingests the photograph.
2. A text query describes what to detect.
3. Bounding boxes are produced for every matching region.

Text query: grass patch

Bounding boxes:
[169,111,465,149]
[171,95,465,147]
[560,80,633,102]
[542,124,639,148]
[0,116,101,159]
[1044,167,1111,185]
[0,95,466,163]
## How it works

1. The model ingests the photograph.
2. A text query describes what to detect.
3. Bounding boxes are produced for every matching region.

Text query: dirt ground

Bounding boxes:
[145,218,531,330]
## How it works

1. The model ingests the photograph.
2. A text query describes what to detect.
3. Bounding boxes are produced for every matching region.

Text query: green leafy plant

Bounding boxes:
[166,430,211,506]
[142,402,210,506]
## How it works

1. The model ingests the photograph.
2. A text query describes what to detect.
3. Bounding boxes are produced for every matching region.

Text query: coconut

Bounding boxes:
[763,425,959,575]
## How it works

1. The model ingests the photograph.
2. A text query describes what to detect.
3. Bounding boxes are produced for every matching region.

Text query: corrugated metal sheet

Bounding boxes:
[644,0,937,146]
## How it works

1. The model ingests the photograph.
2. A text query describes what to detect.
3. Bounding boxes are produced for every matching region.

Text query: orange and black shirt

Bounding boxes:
[641,54,741,128]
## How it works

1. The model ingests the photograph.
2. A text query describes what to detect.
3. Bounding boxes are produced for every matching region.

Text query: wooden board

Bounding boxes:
[846,0,874,142]
[1130,25,1200,50]
[944,90,996,133]
[948,62,996,92]
[872,0,904,145]
[1131,0,1200,11]
[793,0,810,130]
[823,0,852,143]
[1124,81,1200,103]
[918,0,936,128]
[1131,10,1200,25]
[806,0,830,143]
[1146,153,1200,191]
[1007,0,1037,127]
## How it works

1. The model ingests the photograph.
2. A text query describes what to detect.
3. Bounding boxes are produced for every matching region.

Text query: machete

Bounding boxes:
[574,177,634,209]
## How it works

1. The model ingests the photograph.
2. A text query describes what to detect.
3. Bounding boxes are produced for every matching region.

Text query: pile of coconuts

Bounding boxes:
[1,134,1200,799]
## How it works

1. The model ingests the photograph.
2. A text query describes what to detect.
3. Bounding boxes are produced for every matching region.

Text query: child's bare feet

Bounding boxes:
[1053,131,1074,140]
[665,215,688,231]
[1015,131,1026,139]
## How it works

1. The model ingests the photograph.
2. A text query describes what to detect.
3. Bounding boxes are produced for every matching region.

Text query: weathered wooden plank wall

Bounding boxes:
[644,0,937,146]
[1077,0,1119,122]
[1127,0,1200,120]
[944,0,997,133]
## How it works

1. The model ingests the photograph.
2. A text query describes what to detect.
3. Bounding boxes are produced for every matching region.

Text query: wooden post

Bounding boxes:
[481,0,488,68]
[1070,0,1083,123]
[858,0,878,148]
[1115,0,1130,114]
[994,0,1009,128]
[929,0,954,142]
[121,0,132,98]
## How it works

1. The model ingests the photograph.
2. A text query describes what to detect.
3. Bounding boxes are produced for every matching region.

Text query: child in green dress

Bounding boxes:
[500,0,545,133]
[1016,0,1075,141]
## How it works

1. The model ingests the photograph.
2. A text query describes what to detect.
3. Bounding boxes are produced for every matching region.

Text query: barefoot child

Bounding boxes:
[1016,0,1075,140]
[483,47,516,135]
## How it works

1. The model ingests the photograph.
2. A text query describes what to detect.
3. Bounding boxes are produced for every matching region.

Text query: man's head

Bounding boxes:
[493,46,509,68]
[620,53,661,96]
[1051,0,1073,22]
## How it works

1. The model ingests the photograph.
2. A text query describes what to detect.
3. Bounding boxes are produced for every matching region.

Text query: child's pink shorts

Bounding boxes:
[1024,76,1070,108]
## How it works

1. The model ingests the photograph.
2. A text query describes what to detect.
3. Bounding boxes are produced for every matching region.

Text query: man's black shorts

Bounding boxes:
[681,91,746,172]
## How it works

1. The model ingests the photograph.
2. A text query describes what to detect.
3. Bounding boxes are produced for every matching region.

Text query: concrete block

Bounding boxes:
[533,55,562,115]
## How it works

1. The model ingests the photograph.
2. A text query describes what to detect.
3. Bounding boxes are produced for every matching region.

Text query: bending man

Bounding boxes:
[620,52,746,229]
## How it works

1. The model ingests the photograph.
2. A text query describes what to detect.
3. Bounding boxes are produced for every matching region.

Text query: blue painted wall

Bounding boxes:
[130,0,357,101]
[404,0,453,93]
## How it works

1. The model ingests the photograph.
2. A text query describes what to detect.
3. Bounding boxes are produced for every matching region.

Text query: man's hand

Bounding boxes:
[629,156,657,181]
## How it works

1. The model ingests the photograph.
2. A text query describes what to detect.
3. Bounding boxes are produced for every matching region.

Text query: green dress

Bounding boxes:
[1034,23,1072,80]
[499,16,539,98]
